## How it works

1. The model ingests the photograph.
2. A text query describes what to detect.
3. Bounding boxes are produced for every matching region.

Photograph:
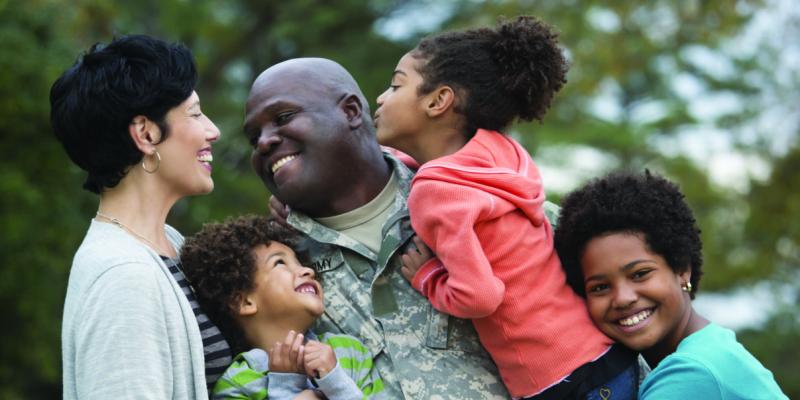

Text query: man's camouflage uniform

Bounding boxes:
[288,153,511,399]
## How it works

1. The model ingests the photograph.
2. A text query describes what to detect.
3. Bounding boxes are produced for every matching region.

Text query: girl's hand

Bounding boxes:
[400,236,433,282]
[268,330,305,373]
[303,340,337,379]
[269,195,291,227]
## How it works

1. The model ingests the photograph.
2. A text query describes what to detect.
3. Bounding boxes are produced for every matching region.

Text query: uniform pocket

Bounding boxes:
[423,305,449,349]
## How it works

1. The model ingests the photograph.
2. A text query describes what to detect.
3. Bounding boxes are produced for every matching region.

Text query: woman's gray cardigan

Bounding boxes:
[62,220,207,399]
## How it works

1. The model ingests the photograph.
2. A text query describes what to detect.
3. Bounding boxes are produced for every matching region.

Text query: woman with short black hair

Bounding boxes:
[52,34,228,399]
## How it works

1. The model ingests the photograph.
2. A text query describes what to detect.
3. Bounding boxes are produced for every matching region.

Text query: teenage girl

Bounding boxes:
[554,171,787,399]
[374,16,637,399]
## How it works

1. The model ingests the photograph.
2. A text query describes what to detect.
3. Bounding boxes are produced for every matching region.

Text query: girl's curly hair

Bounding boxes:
[554,171,703,299]
[412,15,569,138]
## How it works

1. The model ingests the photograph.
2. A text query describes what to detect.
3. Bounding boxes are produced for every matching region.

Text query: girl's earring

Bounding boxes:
[681,281,692,293]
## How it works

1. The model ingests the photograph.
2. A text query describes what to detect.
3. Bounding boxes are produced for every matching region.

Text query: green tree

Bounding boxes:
[1,0,796,397]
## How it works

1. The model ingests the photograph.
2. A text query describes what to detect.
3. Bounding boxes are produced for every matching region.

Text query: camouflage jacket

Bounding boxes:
[287,153,510,399]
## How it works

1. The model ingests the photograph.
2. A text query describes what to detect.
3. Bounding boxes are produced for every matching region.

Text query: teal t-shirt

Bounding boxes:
[639,323,787,399]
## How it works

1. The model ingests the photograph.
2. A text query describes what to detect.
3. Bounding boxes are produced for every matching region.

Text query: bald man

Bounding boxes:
[243,58,509,399]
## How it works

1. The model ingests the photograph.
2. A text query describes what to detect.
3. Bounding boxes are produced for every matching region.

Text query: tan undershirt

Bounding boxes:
[316,171,399,254]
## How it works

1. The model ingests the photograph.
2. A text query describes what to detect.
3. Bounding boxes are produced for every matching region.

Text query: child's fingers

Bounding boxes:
[290,332,304,356]
[294,389,322,400]
[405,250,421,266]
[269,195,291,227]
[413,236,432,258]
[295,345,305,369]
[267,346,275,365]
[305,358,329,379]
[304,359,318,378]
[303,340,321,354]
[403,254,420,270]
[400,263,414,281]
[284,330,297,346]
[270,342,284,368]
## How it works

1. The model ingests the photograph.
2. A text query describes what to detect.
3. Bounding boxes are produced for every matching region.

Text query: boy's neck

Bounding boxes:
[243,318,313,352]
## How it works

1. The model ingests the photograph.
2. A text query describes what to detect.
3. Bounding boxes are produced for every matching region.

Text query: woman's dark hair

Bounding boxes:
[49,34,197,194]
[180,215,301,354]
[412,15,569,139]
[554,171,703,299]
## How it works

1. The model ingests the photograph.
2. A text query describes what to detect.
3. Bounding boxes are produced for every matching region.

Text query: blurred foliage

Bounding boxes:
[0,0,796,397]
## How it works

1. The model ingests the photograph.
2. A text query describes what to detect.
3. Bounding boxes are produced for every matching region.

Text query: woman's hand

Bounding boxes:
[303,340,337,379]
[268,330,305,373]
[400,236,434,282]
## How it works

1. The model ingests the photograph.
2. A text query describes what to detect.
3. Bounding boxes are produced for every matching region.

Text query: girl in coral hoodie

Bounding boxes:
[374,16,639,399]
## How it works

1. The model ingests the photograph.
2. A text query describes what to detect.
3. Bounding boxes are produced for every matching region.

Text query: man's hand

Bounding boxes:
[303,340,337,379]
[269,195,291,227]
[268,330,305,373]
[400,236,434,282]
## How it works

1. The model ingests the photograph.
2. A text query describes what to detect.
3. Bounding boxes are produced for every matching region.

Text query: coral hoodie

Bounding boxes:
[409,129,612,398]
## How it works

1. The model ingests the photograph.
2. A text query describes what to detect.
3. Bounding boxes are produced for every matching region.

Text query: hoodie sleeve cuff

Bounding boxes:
[267,372,308,399]
[313,361,363,400]
[411,257,445,293]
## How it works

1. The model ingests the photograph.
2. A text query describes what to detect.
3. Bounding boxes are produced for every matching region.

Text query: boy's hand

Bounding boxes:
[303,340,337,379]
[400,236,434,282]
[293,389,323,399]
[268,330,305,373]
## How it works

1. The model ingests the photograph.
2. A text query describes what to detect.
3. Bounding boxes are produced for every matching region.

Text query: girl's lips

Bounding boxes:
[615,307,655,333]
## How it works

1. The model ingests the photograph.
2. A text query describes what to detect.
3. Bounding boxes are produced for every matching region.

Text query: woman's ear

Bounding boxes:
[425,86,456,118]
[232,292,258,317]
[128,115,162,154]
[340,94,363,130]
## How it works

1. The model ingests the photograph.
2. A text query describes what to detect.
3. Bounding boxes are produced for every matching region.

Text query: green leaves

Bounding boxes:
[1,0,796,397]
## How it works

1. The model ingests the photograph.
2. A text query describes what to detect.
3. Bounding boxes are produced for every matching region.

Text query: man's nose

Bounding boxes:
[254,127,281,153]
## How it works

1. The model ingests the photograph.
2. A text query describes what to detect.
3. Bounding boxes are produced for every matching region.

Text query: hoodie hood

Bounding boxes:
[413,129,546,226]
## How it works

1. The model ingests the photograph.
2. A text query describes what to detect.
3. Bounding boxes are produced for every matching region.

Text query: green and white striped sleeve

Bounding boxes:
[318,333,385,399]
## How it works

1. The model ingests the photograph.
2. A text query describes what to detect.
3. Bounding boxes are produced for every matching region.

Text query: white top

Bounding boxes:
[61,220,207,399]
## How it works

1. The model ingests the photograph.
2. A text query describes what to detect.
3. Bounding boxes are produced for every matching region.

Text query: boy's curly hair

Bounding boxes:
[180,215,301,353]
[554,171,703,299]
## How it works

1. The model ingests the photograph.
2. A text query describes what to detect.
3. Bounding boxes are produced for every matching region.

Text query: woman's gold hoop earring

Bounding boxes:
[142,151,161,174]
[681,281,693,293]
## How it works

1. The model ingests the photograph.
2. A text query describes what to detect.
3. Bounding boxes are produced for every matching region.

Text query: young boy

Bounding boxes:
[181,215,384,399]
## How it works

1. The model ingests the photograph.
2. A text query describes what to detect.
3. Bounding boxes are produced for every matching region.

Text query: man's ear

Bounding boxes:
[128,115,162,154]
[340,94,363,130]
[425,86,456,118]
[231,292,258,317]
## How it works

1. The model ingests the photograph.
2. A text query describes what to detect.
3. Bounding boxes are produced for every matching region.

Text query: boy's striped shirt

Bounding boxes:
[163,257,233,393]
[213,332,384,399]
